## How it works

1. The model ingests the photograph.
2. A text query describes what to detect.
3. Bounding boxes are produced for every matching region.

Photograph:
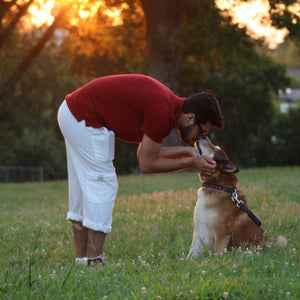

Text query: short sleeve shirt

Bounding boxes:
[66,74,185,144]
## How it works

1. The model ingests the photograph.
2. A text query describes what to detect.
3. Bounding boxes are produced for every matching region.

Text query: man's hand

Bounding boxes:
[137,134,216,175]
[192,156,216,177]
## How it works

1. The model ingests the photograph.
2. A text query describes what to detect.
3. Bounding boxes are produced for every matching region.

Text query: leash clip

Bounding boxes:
[231,187,244,208]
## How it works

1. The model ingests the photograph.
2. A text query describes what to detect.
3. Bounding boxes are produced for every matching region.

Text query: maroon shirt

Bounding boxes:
[66,74,185,143]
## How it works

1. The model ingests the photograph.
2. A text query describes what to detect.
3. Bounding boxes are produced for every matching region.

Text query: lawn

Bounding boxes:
[0,167,299,299]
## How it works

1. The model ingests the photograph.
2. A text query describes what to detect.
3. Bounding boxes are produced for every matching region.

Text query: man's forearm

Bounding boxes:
[158,146,197,159]
[139,156,196,174]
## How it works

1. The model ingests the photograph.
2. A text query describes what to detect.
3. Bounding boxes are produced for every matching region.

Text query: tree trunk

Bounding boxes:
[140,0,183,93]
[140,0,184,146]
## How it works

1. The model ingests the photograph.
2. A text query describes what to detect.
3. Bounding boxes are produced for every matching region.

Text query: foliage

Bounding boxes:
[114,139,138,174]
[58,0,147,77]
[254,107,300,166]
[0,35,76,179]
[291,75,300,89]
[180,0,260,86]
[208,57,290,167]
[0,0,298,180]
[179,1,291,167]
[272,39,300,69]
[0,168,299,299]
[268,0,300,42]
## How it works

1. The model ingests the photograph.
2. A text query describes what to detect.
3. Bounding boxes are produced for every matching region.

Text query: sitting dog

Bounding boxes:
[187,137,287,259]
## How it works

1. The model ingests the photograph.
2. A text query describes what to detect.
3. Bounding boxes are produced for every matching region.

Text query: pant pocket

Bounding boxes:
[85,171,118,204]
[90,128,115,162]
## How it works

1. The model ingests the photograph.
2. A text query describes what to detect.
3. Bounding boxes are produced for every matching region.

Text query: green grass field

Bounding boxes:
[0,167,299,299]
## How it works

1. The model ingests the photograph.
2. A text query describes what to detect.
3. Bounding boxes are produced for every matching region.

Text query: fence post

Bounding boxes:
[0,166,44,182]
[3,166,10,182]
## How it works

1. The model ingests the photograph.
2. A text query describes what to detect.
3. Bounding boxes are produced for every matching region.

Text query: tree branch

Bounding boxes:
[0,7,67,99]
[0,0,34,48]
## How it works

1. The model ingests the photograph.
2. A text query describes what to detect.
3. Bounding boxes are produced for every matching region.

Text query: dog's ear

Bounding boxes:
[223,160,239,173]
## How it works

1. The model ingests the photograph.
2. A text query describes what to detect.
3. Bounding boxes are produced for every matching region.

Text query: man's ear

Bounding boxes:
[184,113,196,126]
[223,161,239,173]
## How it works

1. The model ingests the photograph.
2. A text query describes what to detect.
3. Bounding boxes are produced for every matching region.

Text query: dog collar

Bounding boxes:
[202,182,236,194]
[202,182,262,227]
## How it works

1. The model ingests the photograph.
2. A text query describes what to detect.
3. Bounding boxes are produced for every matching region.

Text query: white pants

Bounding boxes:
[57,100,118,233]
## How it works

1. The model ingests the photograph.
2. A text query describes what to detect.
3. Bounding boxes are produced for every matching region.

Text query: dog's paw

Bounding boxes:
[274,235,288,247]
[186,250,200,260]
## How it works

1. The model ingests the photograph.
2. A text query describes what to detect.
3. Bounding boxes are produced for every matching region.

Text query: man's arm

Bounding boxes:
[137,134,216,175]
[158,145,197,159]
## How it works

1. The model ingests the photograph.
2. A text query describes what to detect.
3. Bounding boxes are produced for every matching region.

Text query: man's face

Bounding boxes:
[178,122,212,145]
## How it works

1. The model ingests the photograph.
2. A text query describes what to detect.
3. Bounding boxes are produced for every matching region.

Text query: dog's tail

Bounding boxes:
[273,235,288,247]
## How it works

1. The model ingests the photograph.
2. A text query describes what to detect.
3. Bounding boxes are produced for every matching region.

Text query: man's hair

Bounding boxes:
[182,91,224,129]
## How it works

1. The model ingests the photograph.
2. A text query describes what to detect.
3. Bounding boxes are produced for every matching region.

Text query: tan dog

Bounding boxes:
[187,137,287,259]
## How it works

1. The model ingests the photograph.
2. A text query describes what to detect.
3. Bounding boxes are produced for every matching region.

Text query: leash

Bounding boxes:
[202,182,262,227]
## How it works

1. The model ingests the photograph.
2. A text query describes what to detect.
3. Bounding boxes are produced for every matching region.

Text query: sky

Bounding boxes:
[216,0,289,49]
[28,0,298,49]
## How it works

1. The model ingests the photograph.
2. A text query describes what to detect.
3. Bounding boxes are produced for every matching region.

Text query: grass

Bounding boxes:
[0,167,299,299]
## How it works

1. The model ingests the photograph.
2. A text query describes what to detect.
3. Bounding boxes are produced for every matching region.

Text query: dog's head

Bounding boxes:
[195,137,239,184]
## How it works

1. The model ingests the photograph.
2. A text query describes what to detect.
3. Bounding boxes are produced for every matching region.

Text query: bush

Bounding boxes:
[254,108,300,166]
[8,128,67,180]
[114,139,139,175]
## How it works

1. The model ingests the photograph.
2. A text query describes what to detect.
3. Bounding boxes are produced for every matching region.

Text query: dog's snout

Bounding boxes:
[196,142,203,155]
[195,137,211,156]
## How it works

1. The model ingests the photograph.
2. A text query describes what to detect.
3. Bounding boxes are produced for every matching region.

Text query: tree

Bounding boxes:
[0,0,34,48]
[103,0,183,91]
[177,0,290,166]
[58,0,147,77]
[0,6,67,99]
[268,0,300,41]
[140,0,183,93]
[180,0,260,92]
[0,0,294,180]
[0,0,148,178]
[272,39,300,69]
[254,107,300,166]
[206,58,289,166]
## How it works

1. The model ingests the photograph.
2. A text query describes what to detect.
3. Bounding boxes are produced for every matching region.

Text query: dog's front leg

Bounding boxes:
[187,231,205,259]
[214,233,230,253]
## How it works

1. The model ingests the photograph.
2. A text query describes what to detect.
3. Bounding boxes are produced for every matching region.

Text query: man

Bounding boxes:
[57,74,224,265]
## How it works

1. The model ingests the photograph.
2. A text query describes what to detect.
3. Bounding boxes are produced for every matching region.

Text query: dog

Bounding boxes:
[187,137,287,259]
